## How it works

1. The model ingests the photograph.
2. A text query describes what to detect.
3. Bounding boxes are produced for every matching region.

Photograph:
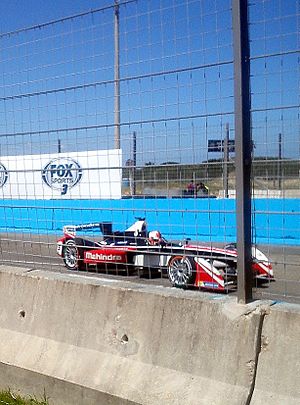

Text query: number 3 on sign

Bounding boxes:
[61,184,68,195]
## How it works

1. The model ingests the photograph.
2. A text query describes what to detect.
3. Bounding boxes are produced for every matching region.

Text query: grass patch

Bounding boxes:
[0,389,49,405]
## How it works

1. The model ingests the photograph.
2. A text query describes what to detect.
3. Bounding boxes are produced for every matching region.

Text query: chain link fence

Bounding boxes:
[0,0,299,303]
[249,0,300,302]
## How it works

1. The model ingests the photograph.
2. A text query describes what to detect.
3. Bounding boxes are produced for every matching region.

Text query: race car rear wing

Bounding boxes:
[63,222,112,237]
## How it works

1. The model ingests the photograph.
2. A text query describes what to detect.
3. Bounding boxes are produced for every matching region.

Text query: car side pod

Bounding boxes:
[83,248,127,265]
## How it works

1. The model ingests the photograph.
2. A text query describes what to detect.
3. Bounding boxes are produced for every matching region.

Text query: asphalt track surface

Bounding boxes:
[0,233,299,304]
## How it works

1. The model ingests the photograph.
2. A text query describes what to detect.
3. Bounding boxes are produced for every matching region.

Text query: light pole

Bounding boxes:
[114,0,120,150]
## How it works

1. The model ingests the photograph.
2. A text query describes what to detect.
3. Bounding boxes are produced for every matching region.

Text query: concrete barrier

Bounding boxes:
[250,302,300,405]
[0,265,298,404]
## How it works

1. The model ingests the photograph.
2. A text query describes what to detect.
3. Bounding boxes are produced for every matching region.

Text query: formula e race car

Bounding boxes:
[56,218,274,292]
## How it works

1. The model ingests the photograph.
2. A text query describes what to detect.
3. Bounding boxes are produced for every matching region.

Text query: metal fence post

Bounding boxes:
[223,123,230,199]
[133,131,137,196]
[278,133,282,190]
[232,0,252,303]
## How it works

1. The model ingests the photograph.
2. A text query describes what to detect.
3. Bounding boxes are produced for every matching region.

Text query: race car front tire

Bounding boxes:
[63,240,84,271]
[167,255,196,288]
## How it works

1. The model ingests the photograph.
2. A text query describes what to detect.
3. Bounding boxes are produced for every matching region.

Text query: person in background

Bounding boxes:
[196,182,209,195]
[187,180,196,194]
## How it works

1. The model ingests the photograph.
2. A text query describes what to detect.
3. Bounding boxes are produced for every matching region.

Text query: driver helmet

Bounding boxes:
[148,230,162,245]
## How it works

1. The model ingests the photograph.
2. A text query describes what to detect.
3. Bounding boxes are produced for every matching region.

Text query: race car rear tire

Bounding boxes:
[167,255,196,288]
[63,240,84,271]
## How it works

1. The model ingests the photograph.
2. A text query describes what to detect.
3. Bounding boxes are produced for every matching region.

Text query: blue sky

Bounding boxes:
[0,0,299,165]
[0,1,111,32]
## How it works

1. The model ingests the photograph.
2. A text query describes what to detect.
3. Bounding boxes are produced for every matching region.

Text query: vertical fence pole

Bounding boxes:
[114,0,120,150]
[223,123,229,198]
[133,131,137,196]
[278,133,282,189]
[232,0,252,303]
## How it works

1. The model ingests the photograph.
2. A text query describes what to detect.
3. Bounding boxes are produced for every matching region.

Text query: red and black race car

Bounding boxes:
[57,218,274,292]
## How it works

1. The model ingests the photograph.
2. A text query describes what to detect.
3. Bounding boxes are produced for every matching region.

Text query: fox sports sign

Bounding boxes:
[42,158,83,195]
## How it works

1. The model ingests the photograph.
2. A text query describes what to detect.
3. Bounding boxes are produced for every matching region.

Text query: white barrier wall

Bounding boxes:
[0,266,298,405]
[251,303,300,405]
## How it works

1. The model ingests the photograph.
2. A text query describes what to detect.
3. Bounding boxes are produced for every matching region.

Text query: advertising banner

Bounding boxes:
[0,149,122,199]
